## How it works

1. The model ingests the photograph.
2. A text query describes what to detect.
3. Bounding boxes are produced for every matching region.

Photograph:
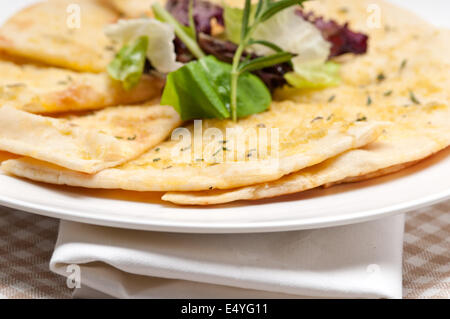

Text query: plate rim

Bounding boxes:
[0,0,449,233]
[0,184,448,233]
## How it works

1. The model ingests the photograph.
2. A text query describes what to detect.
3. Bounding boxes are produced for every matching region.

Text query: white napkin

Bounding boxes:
[50,214,404,299]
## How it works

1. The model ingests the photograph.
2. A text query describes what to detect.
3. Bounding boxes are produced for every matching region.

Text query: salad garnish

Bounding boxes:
[105,0,369,121]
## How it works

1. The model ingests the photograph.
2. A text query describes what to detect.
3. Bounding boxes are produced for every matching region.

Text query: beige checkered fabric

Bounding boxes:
[0,208,70,299]
[0,201,448,299]
[403,201,449,299]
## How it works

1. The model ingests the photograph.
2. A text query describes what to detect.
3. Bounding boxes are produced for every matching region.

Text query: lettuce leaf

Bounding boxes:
[161,56,271,120]
[252,7,330,64]
[224,6,330,65]
[107,36,148,90]
[105,19,182,74]
[285,61,341,89]
[224,4,255,44]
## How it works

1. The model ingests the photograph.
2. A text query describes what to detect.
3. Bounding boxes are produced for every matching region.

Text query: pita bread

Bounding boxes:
[111,0,157,17]
[161,0,450,205]
[0,58,163,113]
[0,0,118,72]
[0,103,181,174]
[0,151,17,163]
[162,142,448,205]
[0,100,385,191]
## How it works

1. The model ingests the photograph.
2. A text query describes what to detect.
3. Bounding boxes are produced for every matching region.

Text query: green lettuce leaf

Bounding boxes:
[161,56,271,120]
[224,6,330,65]
[105,18,182,74]
[224,4,256,44]
[107,36,148,90]
[284,61,341,89]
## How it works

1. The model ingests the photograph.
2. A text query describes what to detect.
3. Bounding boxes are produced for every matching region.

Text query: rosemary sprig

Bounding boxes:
[230,0,306,121]
[152,3,205,59]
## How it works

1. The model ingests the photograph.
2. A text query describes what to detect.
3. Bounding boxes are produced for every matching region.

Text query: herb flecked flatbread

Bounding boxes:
[161,0,450,204]
[0,57,163,113]
[1,100,384,191]
[0,103,181,174]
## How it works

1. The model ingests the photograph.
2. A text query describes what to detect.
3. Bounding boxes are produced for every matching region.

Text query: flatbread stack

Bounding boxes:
[0,0,448,206]
[0,1,179,174]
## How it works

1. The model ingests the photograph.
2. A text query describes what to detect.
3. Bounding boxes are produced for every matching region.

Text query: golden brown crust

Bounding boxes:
[0,0,119,72]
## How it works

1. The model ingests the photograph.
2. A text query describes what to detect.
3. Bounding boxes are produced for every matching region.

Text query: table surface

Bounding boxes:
[0,201,448,299]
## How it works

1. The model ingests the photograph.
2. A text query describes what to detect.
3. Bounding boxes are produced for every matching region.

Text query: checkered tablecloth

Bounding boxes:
[0,201,448,299]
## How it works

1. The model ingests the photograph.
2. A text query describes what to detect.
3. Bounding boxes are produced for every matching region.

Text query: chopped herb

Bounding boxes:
[153,158,161,162]
[209,162,220,166]
[115,136,124,140]
[339,7,349,14]
[222,147,230,151]
[127,135,137,141]
[356,115,367,122]
[384,90,393,97]
[196,158,204,162]
[409,91,421,105]
[328,95,336,103]
[400,59,408,71]
[247,149,257,158]
[219,140,228,144]
[257,123,266,128]
[212,148,222,156]
[163,165,173,170]
[155,147,160,152]
[311,116,324,123]
[367,96,372,106]
[5,83,26,88]
[181,145,191,152]
[377,73,386,82]
[327,114,334,121]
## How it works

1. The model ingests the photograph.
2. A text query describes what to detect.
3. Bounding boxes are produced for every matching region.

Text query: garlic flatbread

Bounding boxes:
[0,0,118,72]
[111,0,158,17]
[0,104,181,174]
[0,58,163,113]
[1,100,385,191]
[161,0,450,205]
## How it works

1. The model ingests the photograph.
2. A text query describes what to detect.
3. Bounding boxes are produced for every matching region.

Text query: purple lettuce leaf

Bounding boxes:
[166,0,224,35]
[296,9,368,57]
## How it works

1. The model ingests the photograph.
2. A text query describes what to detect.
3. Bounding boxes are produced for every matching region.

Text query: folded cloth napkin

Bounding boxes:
[50,214,404,299]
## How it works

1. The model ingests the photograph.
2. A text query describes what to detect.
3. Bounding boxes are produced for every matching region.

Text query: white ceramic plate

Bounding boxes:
[0,0,449,233]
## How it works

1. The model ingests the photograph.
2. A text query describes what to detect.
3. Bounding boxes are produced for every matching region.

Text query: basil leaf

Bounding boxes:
[285,61,341,89]
[161,56,271,120]
[107,36,148,90]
